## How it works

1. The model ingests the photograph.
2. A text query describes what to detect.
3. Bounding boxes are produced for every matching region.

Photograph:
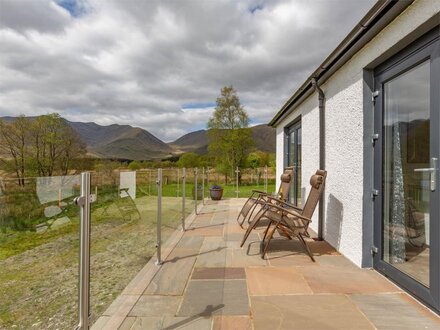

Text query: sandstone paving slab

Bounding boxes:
[211,212,229,225]
[184,224,224,237]
[350,293,440,329]
[119,316,163,330]
[101,294,140,317]
[90,316,111,329]
[173,235,205,251]
[251,295,375,330]
[225,246,268,267]
[191,267,246,280]
[212,315,252,330]
[267,254,318,267]
[246,266,313,295]
[144,255,196,295]
[178,280,249,316]
[144,236,203,295]
[129,296,182,317]
[195,237,228,267]
[307,239,340,256]
[313,255,359,268]
[300,265,401,294]
[162,316,212,330]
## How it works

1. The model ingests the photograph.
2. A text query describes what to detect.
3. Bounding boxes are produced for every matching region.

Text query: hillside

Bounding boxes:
[169,124,275,154]
[1,117,275,160]
[68,122,174,160]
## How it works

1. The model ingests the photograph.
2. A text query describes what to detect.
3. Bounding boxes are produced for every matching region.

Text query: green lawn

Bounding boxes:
[0,182,275,328]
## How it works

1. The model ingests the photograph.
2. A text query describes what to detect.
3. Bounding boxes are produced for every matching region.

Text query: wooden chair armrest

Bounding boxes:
[252,190,267,196]
[266,203,312,223]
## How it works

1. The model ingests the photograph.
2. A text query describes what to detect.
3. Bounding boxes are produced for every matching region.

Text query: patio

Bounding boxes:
[92,199,440,329]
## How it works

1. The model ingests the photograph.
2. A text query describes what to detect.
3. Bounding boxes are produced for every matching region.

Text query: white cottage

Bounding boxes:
[269,0,439,311]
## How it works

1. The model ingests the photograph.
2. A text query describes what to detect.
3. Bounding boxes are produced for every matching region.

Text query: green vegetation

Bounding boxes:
[0,114,86,184]
[0,192,192,329]
[208,86,254,183]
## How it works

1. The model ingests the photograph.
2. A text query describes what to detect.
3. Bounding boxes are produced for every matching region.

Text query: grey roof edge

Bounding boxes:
[268,0,414,127]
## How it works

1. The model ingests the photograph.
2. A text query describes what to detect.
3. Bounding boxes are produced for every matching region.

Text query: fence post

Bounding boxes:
[235,167,240,198]
[182,168,186,231]
[75,172,91,330]
[177,168,180,197]
[156,168,162,265]
[202,167,205,205]
[264,166,268,193]
[148,169,151,195]
[194,168,198,215]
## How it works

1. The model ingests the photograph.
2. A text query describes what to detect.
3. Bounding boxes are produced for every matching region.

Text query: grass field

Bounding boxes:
[0,182,274,329]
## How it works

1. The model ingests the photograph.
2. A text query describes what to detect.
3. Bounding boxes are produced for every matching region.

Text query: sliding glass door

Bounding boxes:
[373,29,439,311]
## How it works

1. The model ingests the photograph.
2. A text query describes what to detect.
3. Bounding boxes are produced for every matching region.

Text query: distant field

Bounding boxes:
[0,181,275,329]
[0,196,191,329]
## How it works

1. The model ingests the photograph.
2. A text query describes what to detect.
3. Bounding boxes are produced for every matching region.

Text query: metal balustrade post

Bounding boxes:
[264,165,268,193]
[156,168,162,265]
[235,167,240,198]
[182,168,186,231]
[194,168,198,215]
[75,172,91,330]
[148,169,151,195]
[177,168,180,197]
[202,167,205,205]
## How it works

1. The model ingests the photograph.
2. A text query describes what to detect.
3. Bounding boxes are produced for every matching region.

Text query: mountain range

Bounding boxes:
[0,116,275,161]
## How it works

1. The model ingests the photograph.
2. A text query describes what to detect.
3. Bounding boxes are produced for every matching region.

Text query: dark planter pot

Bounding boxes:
[209,188,223,200]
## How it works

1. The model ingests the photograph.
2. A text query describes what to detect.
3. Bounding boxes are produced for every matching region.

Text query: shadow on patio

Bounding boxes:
[92,199,440,329]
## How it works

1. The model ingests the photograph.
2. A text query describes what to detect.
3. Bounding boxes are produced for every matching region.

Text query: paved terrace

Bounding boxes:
[93,199,440,329]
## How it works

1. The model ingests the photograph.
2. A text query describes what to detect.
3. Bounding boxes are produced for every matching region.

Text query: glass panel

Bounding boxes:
[288,130,296,204]
[382,60,430,287]
[0,175,80,328]
[89,169,156,324]
[287,125,301,206]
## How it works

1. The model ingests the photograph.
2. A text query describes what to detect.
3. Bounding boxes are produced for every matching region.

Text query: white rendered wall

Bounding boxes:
[274,0,439,267]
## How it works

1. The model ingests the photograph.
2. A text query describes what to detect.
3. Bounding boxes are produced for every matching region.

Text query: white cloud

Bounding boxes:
[0,0,375,141]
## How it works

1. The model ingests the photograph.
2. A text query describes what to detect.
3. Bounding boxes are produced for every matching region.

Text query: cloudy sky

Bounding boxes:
[0,0,375,141]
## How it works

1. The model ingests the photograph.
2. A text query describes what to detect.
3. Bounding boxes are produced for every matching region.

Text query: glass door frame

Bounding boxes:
[285,119,302,206]
[373,28,440,311]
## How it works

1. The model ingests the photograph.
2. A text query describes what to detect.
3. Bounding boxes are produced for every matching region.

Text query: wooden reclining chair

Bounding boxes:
[236,166,294,228]
[241,169,327,261]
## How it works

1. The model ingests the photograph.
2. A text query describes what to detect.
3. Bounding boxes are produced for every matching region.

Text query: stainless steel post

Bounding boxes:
[177,168,180,197]
[182,168,186,231]
[202,167,205,205]
[235,167,240,198]
[264,165,268,193]
[148,169,151,195]
[156,168,162,265]
[75,172,91,330]
[194,168,198,215]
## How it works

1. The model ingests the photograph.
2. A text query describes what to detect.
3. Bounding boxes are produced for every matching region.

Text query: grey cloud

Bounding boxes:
[0,0,71,33]
[0,0,375,141]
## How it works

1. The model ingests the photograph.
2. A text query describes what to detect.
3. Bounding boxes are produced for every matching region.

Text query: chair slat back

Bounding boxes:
[278,166,294,201]
[301,170,327,219]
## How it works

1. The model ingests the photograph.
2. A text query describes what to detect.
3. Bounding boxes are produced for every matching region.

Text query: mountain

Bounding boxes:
[169,124,275,154]
[68,121,173,160]
[1,116,275,160]
[169,130,207,153]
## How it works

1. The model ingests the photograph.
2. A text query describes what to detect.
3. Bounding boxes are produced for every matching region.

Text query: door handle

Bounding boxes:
[414,158,438,191]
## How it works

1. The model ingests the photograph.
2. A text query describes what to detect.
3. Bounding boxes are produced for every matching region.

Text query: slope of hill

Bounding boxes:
[169,130,207,152]
[1,117,275,160]
[169,124,275,154]
[69,122,174,160]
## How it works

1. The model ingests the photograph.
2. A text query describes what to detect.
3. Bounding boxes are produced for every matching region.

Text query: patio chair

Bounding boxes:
[259,169,327,261]
[236,166,294,228]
